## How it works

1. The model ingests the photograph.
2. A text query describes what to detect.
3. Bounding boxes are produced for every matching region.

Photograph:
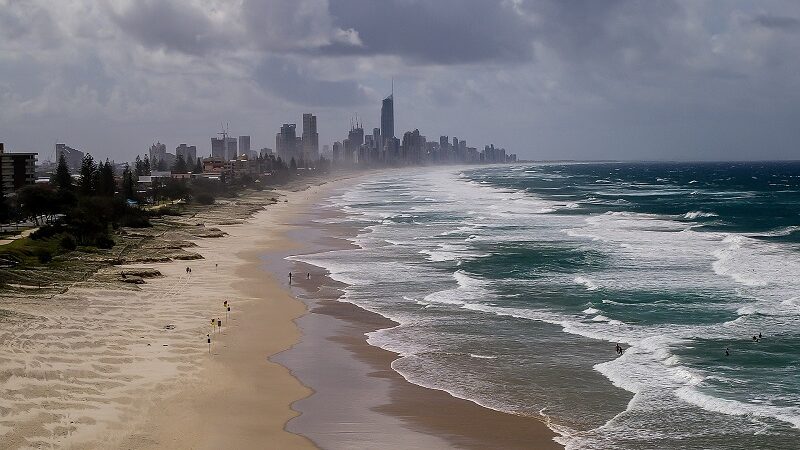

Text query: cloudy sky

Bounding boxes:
[1,0,799,162]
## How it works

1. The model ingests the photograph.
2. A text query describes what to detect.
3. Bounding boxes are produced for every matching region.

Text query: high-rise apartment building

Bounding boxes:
[276,124,298,162]
[55,143,84,170]
[149,142,167,166]
[238,136,250,159]
[332,141,343,162]
[176,144,197,165]
[302,114,319,161]
[0,143,37,193]
[211,137,237,161]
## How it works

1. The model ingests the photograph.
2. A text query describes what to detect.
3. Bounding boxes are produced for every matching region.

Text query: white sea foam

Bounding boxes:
[676,387,800,429]
[582,307,600,314]
[574,276,599,291]
[683,211,719,219]
[469,354,497,359]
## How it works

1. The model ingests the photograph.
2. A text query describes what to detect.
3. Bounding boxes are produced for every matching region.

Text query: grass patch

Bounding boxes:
[0,234,71,267]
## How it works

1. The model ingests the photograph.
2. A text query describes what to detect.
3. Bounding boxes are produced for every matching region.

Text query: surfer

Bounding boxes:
[725,347,730,356]
[615,343,622,355]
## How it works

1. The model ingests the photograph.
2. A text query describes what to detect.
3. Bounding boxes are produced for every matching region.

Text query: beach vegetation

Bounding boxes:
[60,234,77,251]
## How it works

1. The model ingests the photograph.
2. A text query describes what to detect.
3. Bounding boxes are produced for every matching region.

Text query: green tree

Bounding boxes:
[17,185,58,225]
[290,157,297,171]
[97,159,116,196]
[78,154,97,196]
[68,196,114,245]
[172,155,188,174]
[52,153,73,191]
[134,155,144,176]
[155,158,167,171]
[143,156,151,175]
[192,157,203,174]
[122,163,135,200]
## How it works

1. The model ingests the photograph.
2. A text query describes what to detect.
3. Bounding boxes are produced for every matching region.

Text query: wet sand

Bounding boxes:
[272,197,561,449]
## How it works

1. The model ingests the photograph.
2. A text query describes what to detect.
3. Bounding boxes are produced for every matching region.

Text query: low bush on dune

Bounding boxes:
[195,192,215,205]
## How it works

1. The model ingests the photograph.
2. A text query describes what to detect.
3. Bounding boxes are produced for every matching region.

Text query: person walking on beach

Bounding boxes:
[307,272,310,280]
[289,272,293,285]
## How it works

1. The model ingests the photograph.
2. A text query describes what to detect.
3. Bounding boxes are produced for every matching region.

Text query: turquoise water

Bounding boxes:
[294,163,800,449]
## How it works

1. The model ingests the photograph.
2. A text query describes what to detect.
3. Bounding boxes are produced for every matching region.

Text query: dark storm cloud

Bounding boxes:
[751,14,800,32]
[241,0,340,51]
[254,56,369,107]
[109,0,229,56]
[322,0,536,64]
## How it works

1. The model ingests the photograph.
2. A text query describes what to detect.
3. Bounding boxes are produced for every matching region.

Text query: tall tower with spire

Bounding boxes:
[381,80,394,148]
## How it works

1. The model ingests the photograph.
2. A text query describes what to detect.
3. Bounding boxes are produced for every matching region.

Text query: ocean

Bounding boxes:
[292,162,800,449]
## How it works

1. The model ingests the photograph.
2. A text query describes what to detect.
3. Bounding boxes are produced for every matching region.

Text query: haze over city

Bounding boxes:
[3,0,800,162]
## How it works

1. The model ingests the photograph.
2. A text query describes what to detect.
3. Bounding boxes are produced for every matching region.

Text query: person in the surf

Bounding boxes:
[725,347,730,357]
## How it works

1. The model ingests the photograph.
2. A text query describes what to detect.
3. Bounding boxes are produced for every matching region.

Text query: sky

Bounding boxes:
[1,0,800,162]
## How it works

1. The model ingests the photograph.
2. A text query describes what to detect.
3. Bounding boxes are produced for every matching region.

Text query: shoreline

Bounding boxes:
[121,176,367,449]
[2,170,560,448]
[273,187,561,449]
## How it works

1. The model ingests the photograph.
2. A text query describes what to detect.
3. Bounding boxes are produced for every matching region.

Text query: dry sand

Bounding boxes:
[0,179,348,449]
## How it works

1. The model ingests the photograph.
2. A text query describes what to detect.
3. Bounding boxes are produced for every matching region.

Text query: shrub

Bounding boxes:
[95,235,115,249]
[60,234,77,251]
[31,224,64,240]
[36,249,53,264]
[195,192,215,205]
[120,213,151,228]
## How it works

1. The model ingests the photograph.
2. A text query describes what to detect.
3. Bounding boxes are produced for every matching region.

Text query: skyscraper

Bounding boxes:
[211,138,225,159]
[381,94,394,147]
[302,113,319,162]
[345,123,364,164]
[211,137,237,161]
[276,123,298,162]
[149,142,167,166]
[238,136,250,159]
[176,144,197,164]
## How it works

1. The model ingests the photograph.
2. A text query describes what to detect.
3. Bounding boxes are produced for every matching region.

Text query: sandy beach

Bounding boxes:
[0,180,338,449]
[1,174,560,449]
